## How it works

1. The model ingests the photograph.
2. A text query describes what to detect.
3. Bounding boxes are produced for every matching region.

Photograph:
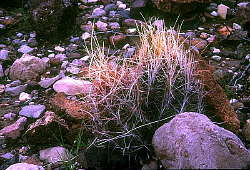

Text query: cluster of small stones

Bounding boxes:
[0,0,249,169]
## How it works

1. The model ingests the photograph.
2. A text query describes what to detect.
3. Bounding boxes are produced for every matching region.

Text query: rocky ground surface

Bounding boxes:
[0,0,250,169]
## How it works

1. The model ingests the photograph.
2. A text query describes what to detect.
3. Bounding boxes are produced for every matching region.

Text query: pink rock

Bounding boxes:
[0,117,27,139]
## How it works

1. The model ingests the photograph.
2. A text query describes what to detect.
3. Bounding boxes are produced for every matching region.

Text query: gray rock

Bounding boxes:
[17,45,34,54]
[0,117,27,139]
[104,3,116,12]
[0,49,9,60]
[0,152,14,159]
[39,73,64,88]
[92,8,106,17]
[39,146,73,164]
[152,112,250,169]
[3,113,16,121]
[19,105,46,118]
[9,54,47,81]
[5,84,27,96]
[6,163,44,170]
[0,64,4,77]
[211,55,221,62]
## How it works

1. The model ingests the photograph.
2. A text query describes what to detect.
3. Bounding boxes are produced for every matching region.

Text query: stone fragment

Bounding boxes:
[53,77,93,95]
[17,45,34,54]
[6,163,44,170]
[0,117,27,139]
[153,112,250,169]
[39,73,64,88]
[19,92,31,101]
[3,113,16,121]
[217,4,229,19]
[19,105,46,118]
[39,146,73,164]
[9,54,47,81]
[0,64,4,77]
[5,84,27,97]
[92,8,106,17]
[81,32,91,40]
[0,49,9,60]
[54,46,65,52]
[96,21,108,31]
[211,55,222,62]
[243,119,250,142]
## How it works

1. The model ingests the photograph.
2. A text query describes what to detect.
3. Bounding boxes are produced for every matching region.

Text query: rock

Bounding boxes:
[152,0,211,14]
[0,152,14,159]
[0,84,5,94]
[5,84,27,97]
[233,23,242,30]
[243,119,250,142]
[0,64,4,77]
[17,45,34,54]
[130,0,148,18]
[81,32,91,40]
[109,34,126,45]
[217,4,229,19]
[6,163,44,170]
[39,74,64,88]
[236,2,250,26]
[211,55,221,62]
[96,21,108,31]
[27,38,38,47]
[212,47,220,54]
[3,113,16,121]
[141,160,158,170]
[19,92,31,101]
[53,77,93,95]
[104,3,116,12]
[0,49,9,60]
[152,112,250,169]
[66,66,80,74]
[124,47,136,58]
[109,22,120,30]
[0,117,27,139]
[210,11,218,16]
[54,46,65,52]
[9,54,47,81]
[152,20,164,30]
[39,146,73,164]
[92,8,106,17]
[19,105,46,118]
[55,53,67,61]
[118,3,126,9]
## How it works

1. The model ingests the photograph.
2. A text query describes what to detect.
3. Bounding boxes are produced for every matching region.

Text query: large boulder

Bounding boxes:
[9,54,47,81]
[30,0,79,43]
[152,112,250,169]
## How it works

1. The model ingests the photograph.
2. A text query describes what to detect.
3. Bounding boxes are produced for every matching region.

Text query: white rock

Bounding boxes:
[66,66,80,74]
[237,2,249,8]
[212,48,221,54]
[118,4,126,9]
[211,11,218,16]
[81,32,91,40]
[39,146,73,164]
[233,23,242,30]
[217,4,229,19]
[53,77,93,95]
[18,45,34,54]
[211,55,222,61]
[81,56,90,61]
[54,46,65,52]
[48,53,55,58]
[6,163,44,170]
[0,152,14,159]
[19,92,31,101]
[0,49,9,60]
